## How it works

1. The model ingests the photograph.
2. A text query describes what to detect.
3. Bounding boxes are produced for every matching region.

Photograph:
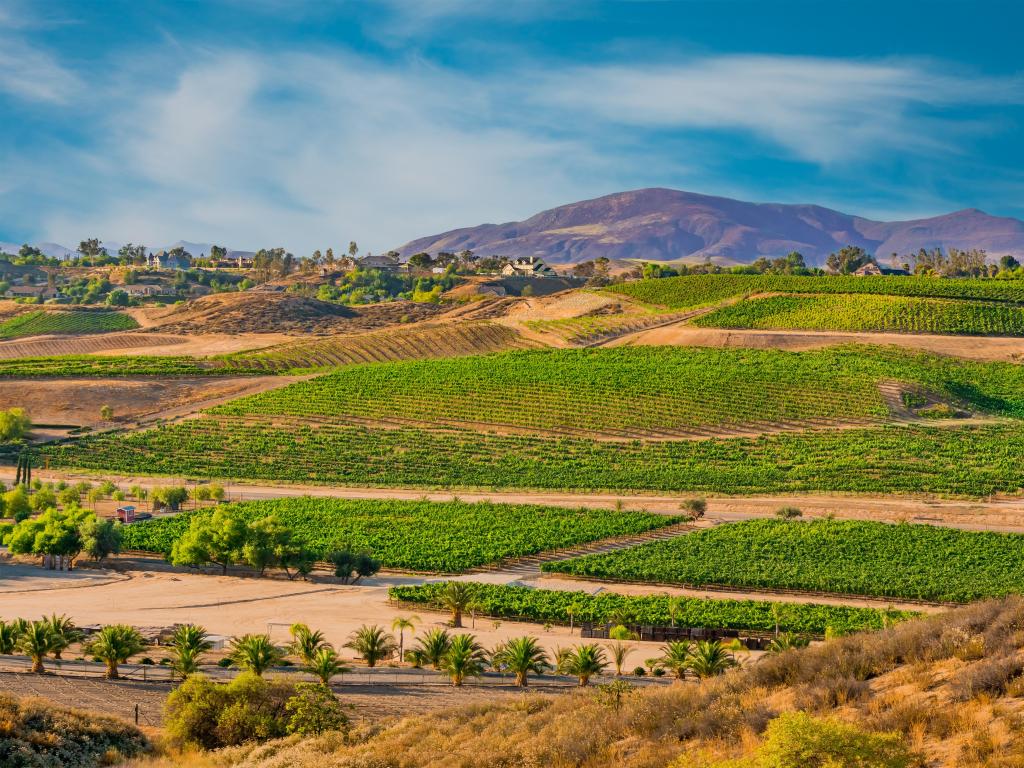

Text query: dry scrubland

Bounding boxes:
[118,598,1024,768]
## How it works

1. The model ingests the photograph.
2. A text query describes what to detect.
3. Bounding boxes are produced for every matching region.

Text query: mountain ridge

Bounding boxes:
[395,188,1024,266]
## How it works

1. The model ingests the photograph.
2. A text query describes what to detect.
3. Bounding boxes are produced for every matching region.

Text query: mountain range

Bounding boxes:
[0,240,253,261]
[395,188,1024,266]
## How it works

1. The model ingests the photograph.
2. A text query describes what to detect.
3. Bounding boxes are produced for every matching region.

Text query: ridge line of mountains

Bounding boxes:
[7,188,1024,267]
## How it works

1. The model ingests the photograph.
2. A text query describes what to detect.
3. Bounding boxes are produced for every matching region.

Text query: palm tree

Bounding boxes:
[659,640,692,681]
[439,582,474,628]
[289,624,328,665]
[306,645,350,687]
[610,641,632,676]
[344,625,396,668]
[85,624,147,679]
[169,624,213,678]
[552,645,573,675]
[686,640,738,679]
[391,615,419,663]
[667,597,685,627]
[0,620,21,654]
[494,636,550,687]
[441,634,488,687]
[44,614,81,660]
[410,627,452,670]
[17,621,54,673]
[565,643,608,687]
[765,633,810,654]
[228,634,285,676]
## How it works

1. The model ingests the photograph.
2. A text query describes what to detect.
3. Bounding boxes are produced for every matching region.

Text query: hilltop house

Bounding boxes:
[501,256,557,278]
[853,263,910,277]
[358,253,405,271]
[147,250,191,270]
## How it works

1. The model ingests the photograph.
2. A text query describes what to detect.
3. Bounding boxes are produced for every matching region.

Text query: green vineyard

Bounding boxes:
[0,310,139,339]
[0,355,225,378]
[695,294,1024,336]
[38,419,1024,497]
[119,497,678,572]
[206,346,1024,437]
[543,519,1024,602]
[609,274,1024,310]
[389,583,917,635]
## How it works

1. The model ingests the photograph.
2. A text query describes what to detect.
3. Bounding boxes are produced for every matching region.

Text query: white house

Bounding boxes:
[500,256,557,278]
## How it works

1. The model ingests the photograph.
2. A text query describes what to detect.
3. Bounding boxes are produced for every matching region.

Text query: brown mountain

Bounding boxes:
[395,188,1024,266]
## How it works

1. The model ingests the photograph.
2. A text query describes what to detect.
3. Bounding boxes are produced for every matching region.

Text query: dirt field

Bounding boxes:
[610,322,1024,361]
[0,332,188,359]
[96,333,292,357]
[2,376,301,429]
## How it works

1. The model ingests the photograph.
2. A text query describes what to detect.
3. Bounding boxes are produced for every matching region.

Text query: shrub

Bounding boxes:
[285,683,350,736]
[746,711,915,768]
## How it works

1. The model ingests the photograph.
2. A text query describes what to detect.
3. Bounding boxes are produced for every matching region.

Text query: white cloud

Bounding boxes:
[533,55,1024,165]
[0,33,79,103]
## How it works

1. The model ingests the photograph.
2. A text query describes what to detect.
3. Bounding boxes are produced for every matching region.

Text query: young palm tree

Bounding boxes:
[439,582,474,628]
[494,636,550,687]
[686,640,738,679]
[659,640,693,681]
[0,620,21,655]
[306,645,350,687]
[228,634,286,676]
[565,643,608,687]
[441,633,488,687]
[344,625,397,668]
[411,627,452,670]
[610,641,632,676]
[765,633,810,654]
[169,624,213,678]
[391,615,419,663]
[17,620,54,674]
[44,614,81,660]
[289,624,328,665]
[85,624,147,679]
[552,645,574,675]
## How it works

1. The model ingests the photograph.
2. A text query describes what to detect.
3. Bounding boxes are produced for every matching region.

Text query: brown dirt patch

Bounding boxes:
[0,333,188,360]
[145,293,444,336]
[610,322,1024,362]
[2,376,292,429]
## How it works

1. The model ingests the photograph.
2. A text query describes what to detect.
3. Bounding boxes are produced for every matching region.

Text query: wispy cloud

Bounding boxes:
[534,55,1024,165]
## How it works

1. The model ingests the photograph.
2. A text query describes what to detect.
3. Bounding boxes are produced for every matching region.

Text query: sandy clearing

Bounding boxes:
[609,322,1024,362]
[0,565,670,673]
[0,376,300,429]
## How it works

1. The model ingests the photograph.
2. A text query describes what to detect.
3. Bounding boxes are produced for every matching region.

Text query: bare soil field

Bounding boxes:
[0,671,170,726]
[0,332,188,359]
[611,322,1024,361]
[143,293,444,336]
[2,376,298,429]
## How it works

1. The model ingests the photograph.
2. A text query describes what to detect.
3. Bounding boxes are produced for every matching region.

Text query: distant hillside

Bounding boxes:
[395,188,1024,266]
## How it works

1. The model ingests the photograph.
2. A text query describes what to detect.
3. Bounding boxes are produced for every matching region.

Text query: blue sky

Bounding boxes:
[1,0,1022,254]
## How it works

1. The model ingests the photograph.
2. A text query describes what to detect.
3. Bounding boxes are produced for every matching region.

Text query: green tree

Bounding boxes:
[170,507,248,574]
[3,485,31,521]
[410,627,452,669]
[86,624,147,679]
[344,625,396,668]
[80,516,122,562]
[288,623,328,665]
[686,640,738,679]
[441,633,488,687]
[29,486,56,513]
[660,640,693,681]
[243,514,291,575]
[0,620,20,654]
[17,620,54,673]
[565,643,608,687]
[493,636,550,687]
[0,408,31,442]
[285,683,349,736]
[228,634,285,677]
[305,646,349,687]
[151,486,189,511]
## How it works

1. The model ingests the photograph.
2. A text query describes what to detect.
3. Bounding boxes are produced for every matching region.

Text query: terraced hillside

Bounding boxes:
[0,332,187,360]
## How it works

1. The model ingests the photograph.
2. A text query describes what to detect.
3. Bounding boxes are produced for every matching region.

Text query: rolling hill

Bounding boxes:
[395,188,1024,266]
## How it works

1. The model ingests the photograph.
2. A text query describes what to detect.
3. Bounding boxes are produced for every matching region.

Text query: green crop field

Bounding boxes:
[206,346,1024,437]
[38,418,1024,498]
[120,497,678,572]
[694,294,1024,336]
[0,310,139,339]
[543,519,1024,602]
[0,355,229,378]
[389,583,917,635]
[609,274,1024,310]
